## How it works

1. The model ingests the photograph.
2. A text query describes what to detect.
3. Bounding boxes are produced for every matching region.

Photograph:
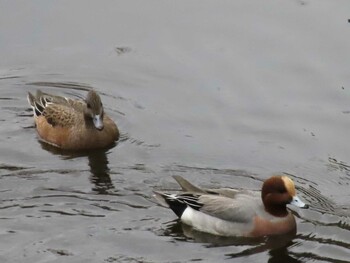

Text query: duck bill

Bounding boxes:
[93,115,104,130]
[290,195,308,208]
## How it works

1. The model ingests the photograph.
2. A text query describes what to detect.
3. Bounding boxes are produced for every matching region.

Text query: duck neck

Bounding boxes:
[263,193,291,217]
[264,204,289,217]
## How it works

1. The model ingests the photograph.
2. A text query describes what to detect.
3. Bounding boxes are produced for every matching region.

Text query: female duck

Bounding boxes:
[154,175,308,237]
[27,89,119,150]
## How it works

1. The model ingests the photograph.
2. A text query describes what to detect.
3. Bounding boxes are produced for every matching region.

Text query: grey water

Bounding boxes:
[0,1,349,262]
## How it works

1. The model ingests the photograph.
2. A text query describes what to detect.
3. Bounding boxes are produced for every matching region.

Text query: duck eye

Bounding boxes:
[87,103,91,109]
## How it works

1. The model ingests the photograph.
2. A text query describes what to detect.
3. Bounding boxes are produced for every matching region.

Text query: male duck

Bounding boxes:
[27,89,119,150]
[154,175,308,237]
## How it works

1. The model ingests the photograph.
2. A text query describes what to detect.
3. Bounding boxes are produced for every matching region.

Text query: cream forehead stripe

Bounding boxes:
[281,176,296,196]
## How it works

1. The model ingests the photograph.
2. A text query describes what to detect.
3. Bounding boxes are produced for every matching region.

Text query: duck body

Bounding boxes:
[27,90,119,150]
[154,175,307,237]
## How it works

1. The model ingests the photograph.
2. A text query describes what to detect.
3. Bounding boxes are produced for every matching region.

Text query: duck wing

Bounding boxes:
[198,193,260,223]
[28,90,82,127]
[154,191,259,224]
[155,176,261,223]
[28,90,71,116]
[42,104,77,127]
[37,90,86,112]
[172,176,260,198]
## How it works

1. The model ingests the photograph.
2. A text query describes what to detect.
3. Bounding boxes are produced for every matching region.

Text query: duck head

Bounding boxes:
[261,175,308,217]
[84,90,104,130]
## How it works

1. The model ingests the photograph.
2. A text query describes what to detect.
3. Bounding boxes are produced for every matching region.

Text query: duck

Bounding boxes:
[153,175,308,237]
[27,89,119,150]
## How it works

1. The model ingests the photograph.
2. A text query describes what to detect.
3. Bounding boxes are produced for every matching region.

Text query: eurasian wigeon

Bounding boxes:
[27,89,119,150]
[154,175,308,237]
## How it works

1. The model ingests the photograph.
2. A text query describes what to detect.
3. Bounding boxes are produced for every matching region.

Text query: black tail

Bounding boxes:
[153,192,187,218]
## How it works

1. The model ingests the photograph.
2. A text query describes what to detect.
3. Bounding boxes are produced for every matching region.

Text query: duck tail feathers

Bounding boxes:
[172,176,206,193]
[153,191,171,208]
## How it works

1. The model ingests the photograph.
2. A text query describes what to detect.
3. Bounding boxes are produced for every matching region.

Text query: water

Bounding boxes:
[0,1,350,262]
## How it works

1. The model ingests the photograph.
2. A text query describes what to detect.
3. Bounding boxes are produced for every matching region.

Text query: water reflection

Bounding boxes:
[163,220,299,261]
[39,141,115,194]
[267,246,301,263]
[224,232,297,259]
[88,149,114,194]
[162,220,262,245]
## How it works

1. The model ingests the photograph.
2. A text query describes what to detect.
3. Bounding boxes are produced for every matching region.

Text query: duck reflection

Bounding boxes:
[164,220,264,246]
[267,245,301,263]
[87,148,114,194]
[39,141,115,193]
[164,220,300,262]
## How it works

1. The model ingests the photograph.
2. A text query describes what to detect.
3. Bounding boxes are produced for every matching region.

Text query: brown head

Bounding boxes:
[261,175,307,217]
[84,90,104,130]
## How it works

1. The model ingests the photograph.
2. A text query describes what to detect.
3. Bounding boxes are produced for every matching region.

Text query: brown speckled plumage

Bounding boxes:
[42,104,76,127]
[27,89,119,150]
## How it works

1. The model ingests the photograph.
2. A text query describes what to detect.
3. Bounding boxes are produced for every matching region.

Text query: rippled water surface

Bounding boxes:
[1,1,350,262]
